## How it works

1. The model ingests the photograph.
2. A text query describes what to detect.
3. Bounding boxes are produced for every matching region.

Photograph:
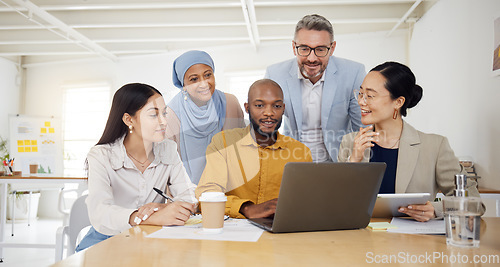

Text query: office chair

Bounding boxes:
[57,188,80,226]
[55,194,90,262]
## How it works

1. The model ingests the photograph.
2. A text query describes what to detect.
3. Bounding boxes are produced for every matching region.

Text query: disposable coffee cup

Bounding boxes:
[199,192,227,234]
[29,163,39,176]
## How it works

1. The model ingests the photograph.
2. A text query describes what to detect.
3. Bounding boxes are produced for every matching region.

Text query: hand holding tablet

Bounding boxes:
[371,193,431,218]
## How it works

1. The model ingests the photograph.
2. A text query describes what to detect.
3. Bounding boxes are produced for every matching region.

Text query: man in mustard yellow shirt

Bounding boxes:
[196,79,312,219]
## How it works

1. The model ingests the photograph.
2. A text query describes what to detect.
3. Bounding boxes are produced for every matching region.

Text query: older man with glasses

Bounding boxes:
[265,14,365,163]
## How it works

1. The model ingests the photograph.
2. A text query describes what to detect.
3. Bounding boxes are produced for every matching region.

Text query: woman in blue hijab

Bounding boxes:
[166,50,245,184]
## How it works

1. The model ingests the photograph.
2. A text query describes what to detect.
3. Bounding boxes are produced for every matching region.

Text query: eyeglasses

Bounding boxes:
[295,45,332,57]
[354,89,390,104]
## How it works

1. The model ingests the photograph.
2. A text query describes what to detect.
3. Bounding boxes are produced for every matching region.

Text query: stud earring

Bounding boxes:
[129,125,133,134]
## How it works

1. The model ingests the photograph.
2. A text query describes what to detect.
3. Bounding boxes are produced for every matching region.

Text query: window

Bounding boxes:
[224,70,265,123]
[62,85,110,177]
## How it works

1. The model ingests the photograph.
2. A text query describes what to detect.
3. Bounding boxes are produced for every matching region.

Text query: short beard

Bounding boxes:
[249,112,282,140]
[300,67,323,79]
[299,61,325,79]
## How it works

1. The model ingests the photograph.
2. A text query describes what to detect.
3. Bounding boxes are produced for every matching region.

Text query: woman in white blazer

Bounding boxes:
[338,62,482,222]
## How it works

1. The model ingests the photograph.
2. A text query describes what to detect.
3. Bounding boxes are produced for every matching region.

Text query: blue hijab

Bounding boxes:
[169,50,226,184]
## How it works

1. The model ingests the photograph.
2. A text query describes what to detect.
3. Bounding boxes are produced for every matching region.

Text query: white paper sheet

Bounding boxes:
[387,217,445,235]
[146,218,264,242]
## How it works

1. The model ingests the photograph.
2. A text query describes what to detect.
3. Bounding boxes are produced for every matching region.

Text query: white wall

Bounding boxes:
[0,58,20,139]
[335,30,408,71]
[408,0,500,189]
[24,60,118,117]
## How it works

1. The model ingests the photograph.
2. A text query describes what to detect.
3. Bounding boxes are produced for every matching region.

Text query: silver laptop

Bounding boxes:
[249,162,386,233]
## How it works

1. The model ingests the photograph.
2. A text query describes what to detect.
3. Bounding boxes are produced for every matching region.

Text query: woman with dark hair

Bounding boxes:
[338,62,482,222]
[166,50,245,185]
[76,83,196,251]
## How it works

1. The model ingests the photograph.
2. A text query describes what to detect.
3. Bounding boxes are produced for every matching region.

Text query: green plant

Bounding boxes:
[13,190,40,200]
[0,135,9,162]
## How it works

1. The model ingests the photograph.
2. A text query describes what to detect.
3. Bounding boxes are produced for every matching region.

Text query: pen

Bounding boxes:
[153,187,194,215]
[8,159,13,173]
[153,187,174,202]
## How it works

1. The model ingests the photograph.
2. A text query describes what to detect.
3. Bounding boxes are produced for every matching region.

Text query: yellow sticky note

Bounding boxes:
[367,222,398,231]
[24,140,30,145]
[32,146,38,152]
[41,128,47,133]
[31,140,37,145]
[49,128,55,133]
[18,147,25,152]
[45,121,51,127]
[17,140,23,146]
[25,147,31,152]
[184,217,202,226]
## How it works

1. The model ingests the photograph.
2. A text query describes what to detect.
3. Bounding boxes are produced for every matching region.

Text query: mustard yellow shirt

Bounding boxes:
[195,126,312,218]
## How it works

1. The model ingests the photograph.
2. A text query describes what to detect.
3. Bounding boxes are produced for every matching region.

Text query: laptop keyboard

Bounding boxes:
[263,220,273,228]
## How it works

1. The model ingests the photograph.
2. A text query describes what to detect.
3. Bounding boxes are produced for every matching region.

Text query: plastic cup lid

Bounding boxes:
[199,192,227,202]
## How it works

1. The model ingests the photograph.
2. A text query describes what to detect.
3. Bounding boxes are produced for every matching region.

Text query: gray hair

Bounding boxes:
[294,14,334,42]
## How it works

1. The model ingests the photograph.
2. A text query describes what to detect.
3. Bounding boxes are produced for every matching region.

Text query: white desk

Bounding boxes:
[0,175,87,262]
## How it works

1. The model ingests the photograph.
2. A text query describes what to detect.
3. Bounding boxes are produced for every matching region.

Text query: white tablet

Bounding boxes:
[371,193,432,218]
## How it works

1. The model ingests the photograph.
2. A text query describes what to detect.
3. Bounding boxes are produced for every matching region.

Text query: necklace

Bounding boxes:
[375,124,403,149]
[127,152,149,168]
[388,138,400,149]
[388,126,403,149]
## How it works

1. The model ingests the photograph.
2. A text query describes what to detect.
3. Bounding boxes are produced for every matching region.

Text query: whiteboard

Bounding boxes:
[8,114,63,176]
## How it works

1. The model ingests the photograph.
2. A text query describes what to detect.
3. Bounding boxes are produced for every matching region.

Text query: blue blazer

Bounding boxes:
[265,56,365,161]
